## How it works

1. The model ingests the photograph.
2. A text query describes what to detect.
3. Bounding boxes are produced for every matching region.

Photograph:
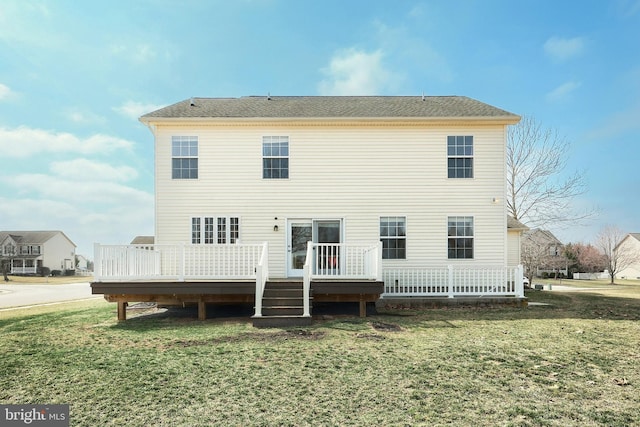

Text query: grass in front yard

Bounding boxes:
[1,287,640,426]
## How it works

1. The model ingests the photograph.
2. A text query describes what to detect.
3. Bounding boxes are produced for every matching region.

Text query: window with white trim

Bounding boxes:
[447,136,473,178]
[191,218,201,244]
[191,216,239,244]
[448,216,474,259]
[19,245,41,255]
[172,136,198,179]
[380,216,406,259]
[2,243,16,256]
[262,136,289,179]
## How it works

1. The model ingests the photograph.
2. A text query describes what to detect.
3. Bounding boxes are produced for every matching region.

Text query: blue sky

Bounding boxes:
[1,0,639,258]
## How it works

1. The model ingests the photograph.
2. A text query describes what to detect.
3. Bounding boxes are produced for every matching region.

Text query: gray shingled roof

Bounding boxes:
[0,231,75,246]
[507,216,529,231]
[140,96,519,121]
[130,236,155,245]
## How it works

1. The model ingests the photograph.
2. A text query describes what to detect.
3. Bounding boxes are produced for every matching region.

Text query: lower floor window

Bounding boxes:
[380,216,406,259]
[448,216,474,259]
[192,216,239,244]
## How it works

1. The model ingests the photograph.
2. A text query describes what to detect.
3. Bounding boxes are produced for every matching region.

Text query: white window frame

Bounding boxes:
[380,216,407,260]
[3,243,16,256]
[172,136,198,179]
[262,136,289,179]
[447,216,474,259]
[191,216,240,244]
[447,135,474,179]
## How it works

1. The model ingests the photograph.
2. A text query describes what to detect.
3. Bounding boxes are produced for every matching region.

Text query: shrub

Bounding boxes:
[64,269,76,276]
[38,267,51,277]
[51,270,61,276]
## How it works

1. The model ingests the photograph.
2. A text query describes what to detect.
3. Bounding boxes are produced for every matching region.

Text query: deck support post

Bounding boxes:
[198,300,206,320]
[117,301,127,321]
[359,296,366,318]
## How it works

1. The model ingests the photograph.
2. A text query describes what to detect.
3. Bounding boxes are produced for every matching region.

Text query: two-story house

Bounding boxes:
[92,96,524,324]
[614,233,640,279]
[0,231,76,275]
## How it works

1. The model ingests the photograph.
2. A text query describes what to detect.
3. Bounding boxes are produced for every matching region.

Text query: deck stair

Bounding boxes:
[253,280,312,328]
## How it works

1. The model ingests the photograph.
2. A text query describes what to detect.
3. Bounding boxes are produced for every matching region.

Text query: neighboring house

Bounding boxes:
[507,216,528,268]
[76,254,89,270]
[0,231,76,275]
[75,254,94,275]
[92,96,524,323]
[522,229,567,277]
[614,233,640,279]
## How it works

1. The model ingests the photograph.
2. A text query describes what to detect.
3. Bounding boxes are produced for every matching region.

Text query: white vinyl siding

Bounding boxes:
[155,122,508,277]
[507,230,521,267]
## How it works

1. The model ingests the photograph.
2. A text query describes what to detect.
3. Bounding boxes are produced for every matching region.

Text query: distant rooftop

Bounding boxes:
[130,236,155,245]
[0,230,76,246]
[140,96,519,122]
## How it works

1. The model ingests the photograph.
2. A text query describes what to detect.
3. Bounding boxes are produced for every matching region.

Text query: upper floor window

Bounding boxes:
[18,245,40,255]
[192,216,239,244]
[380,216,406,259]
[448,216,474,259]
[2,243,16,256]
[447,136,473,178]
[172,136,198,179]
[262,136,289,179]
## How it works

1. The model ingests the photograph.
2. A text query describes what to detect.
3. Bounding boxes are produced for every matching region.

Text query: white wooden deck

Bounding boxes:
[93,242,524,319]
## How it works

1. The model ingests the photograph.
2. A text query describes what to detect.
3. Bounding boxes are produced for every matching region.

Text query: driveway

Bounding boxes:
[0,281,100,310]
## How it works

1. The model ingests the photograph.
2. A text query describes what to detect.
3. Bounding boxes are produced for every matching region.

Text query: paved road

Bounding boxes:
[0,282,101,309]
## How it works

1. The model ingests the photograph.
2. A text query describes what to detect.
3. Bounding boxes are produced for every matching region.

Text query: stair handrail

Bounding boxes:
[254,242,269,317]
[302,241,313,317]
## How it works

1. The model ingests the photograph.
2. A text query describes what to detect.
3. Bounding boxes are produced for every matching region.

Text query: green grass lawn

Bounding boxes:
[1,285,640,426]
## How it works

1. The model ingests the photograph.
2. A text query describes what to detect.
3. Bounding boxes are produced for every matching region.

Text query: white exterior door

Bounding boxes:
[287,220,313,277]
[286,219,342,277]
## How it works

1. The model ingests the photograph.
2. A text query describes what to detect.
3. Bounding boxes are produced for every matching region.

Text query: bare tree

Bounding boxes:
[596,225,635,284]
[507,116,593,228]
[564,242,607,276]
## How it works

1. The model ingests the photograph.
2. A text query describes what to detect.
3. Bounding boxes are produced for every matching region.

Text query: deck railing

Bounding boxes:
[303,242,382,317]
[309,242,383,280]
[94,243,266,282]
[383,265,524,298]
[10,266,38,274]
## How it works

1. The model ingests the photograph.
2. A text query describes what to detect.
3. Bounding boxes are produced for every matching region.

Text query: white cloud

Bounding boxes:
[318,48,396,95]
[546,81,582,101]
[5,173,151,206]
[50,158,138,182]
[544,36,585,61]
[0,126,134,158]
[372,21,452,84]
[114,101,165,120]
[64,109,107,125]
[0,83,12,100]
